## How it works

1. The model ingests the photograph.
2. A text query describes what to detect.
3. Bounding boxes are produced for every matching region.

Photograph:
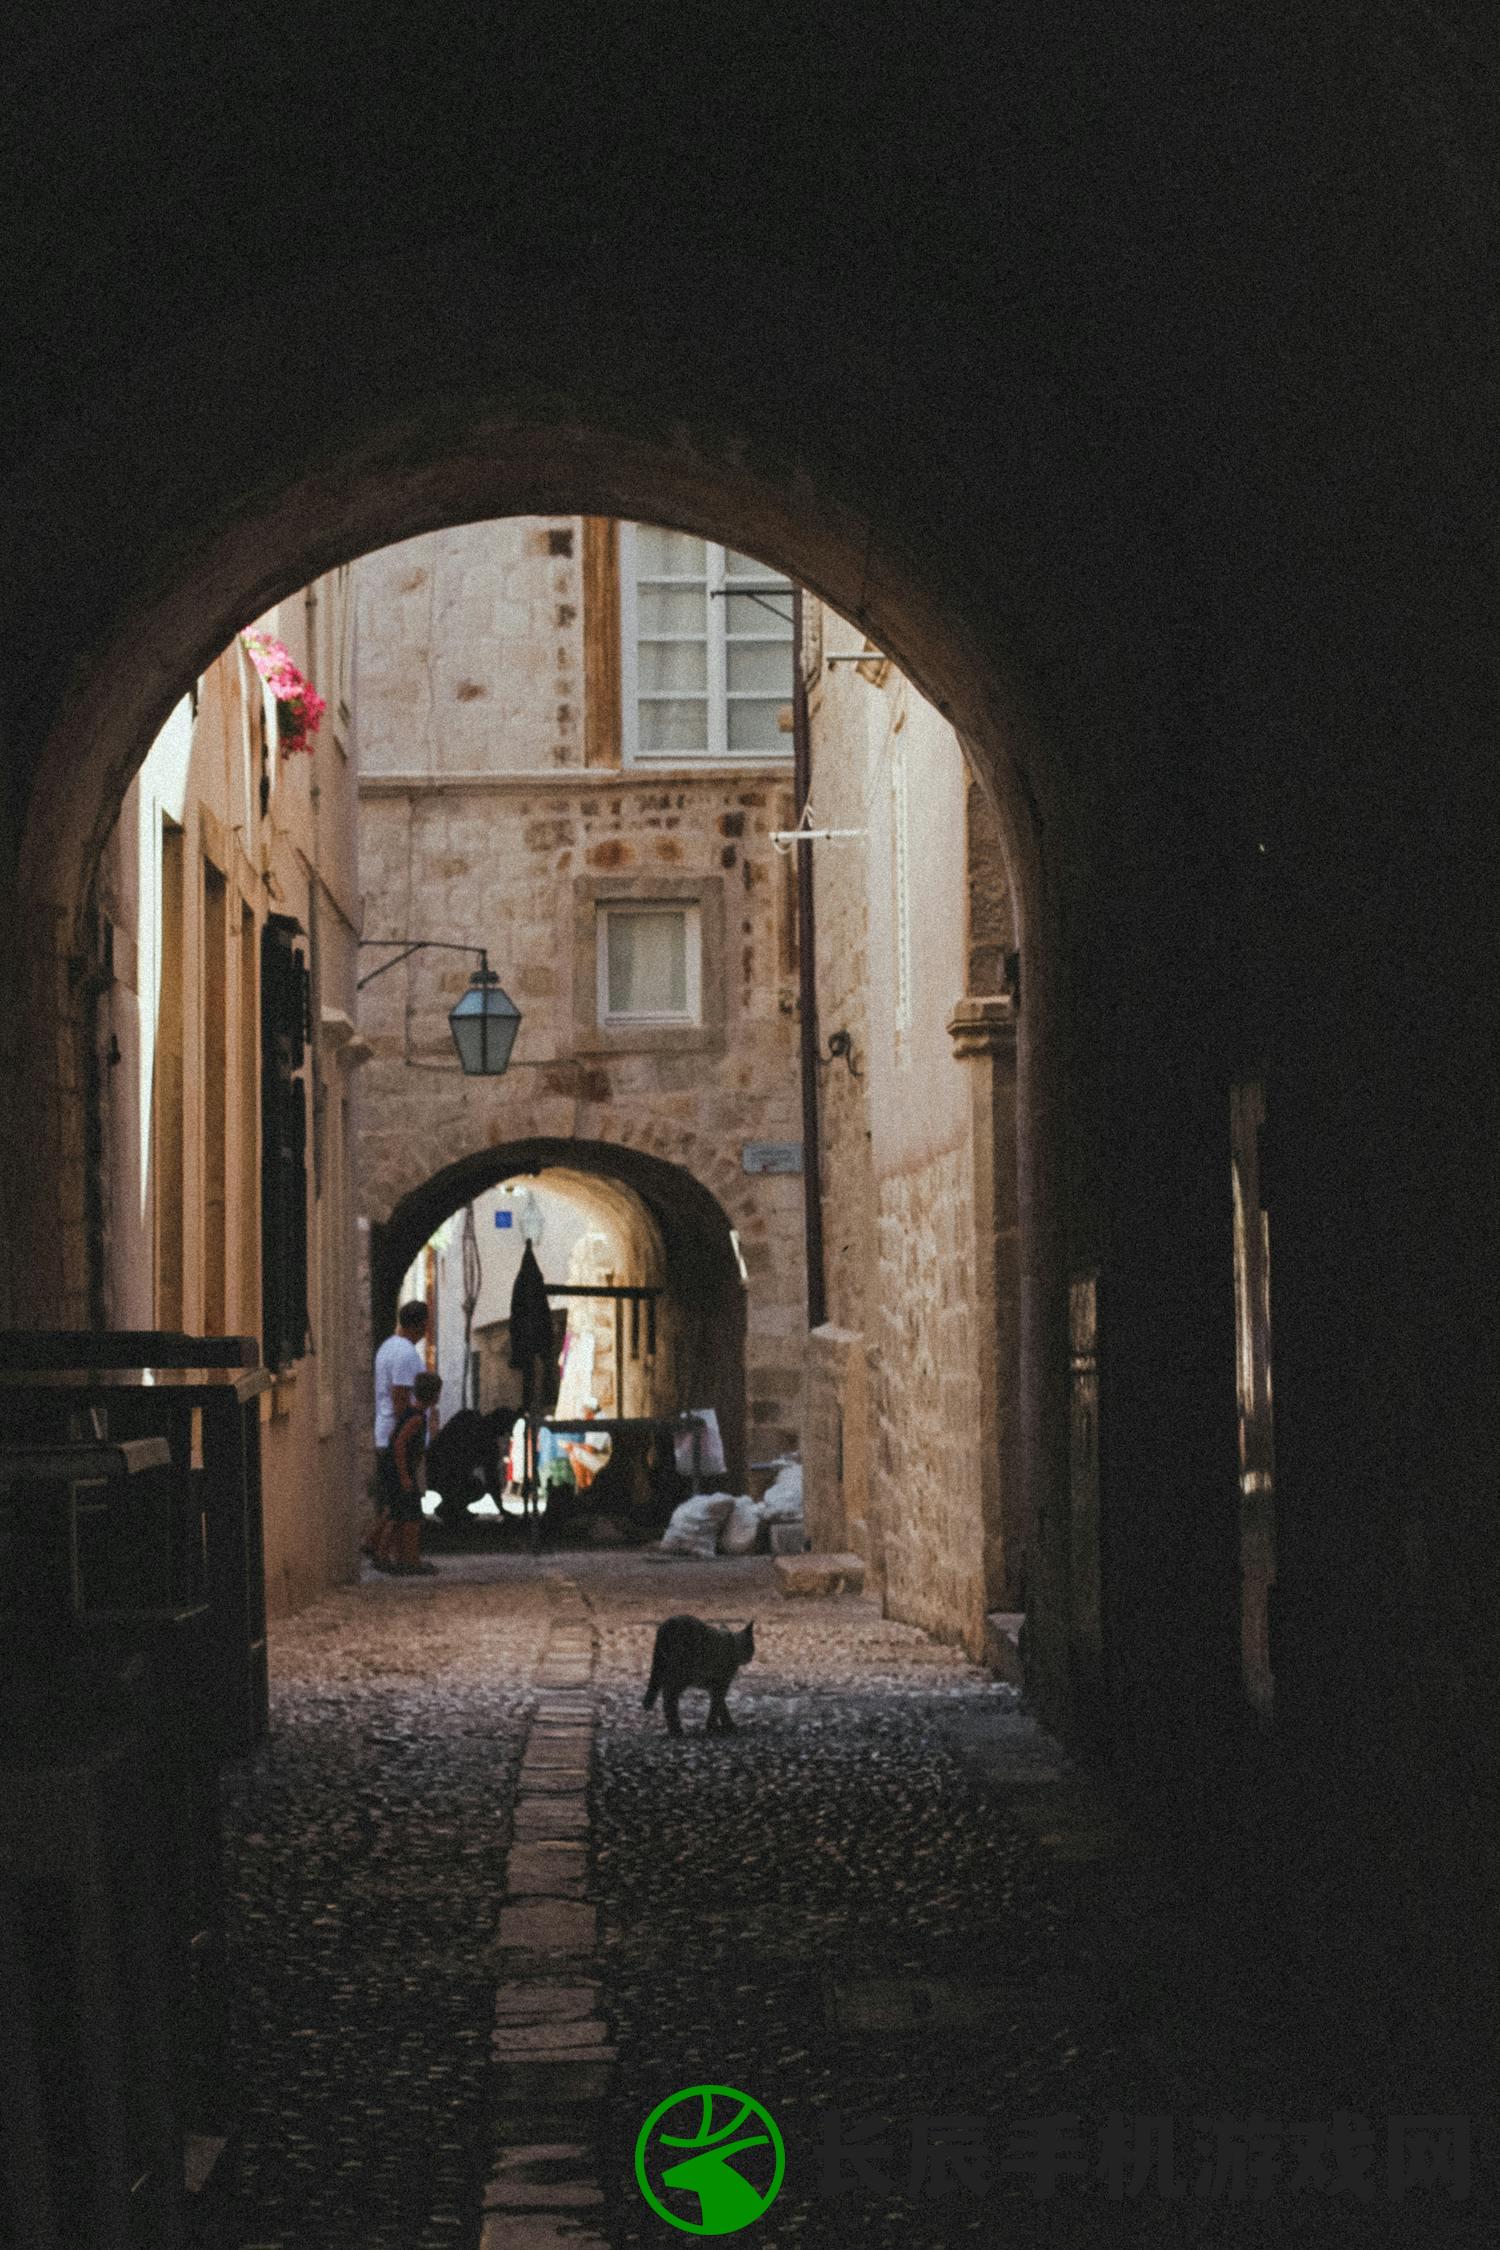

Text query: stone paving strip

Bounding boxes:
[483,1581,610,2250]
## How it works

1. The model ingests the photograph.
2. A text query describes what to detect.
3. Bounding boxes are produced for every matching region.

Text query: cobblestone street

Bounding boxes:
[214,1555,1491,2248]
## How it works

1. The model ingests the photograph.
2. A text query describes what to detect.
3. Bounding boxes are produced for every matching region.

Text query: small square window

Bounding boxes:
[598,903,703,1025]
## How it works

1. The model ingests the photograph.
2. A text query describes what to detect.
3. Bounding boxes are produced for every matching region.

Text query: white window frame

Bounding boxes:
[620,524,794,765]
[596,900,704,1026]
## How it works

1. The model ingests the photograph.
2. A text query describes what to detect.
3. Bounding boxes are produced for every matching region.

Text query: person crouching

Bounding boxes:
[384,1370,442,1576]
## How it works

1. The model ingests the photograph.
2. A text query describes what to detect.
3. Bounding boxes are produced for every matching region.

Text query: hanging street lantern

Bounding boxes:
[357,938,522,1077]
[448,960,522,1077]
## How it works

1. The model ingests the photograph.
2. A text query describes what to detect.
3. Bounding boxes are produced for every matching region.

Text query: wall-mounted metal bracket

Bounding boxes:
[818,1028,862,1079]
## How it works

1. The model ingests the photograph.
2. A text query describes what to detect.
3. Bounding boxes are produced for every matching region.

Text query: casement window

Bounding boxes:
[597,902,703,1026]
[619,524,794,764]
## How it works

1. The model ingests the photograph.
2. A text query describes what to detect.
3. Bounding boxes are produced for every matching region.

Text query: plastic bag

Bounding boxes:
[658,1493,736,1558]
[673,1408,726,1478]
[717,1493,761,1555]
[759,1461,804,1522]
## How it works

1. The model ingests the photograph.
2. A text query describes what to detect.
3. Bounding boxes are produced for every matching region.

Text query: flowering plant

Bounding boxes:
[241,630,327,756]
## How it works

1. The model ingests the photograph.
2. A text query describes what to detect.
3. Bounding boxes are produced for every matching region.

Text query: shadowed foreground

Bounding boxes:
[214,1556,1491,2247]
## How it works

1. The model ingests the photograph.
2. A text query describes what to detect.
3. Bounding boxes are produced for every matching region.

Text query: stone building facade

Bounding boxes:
[800,611,1022,1657]
[91,576,368,1613]
[353,518,807,1481]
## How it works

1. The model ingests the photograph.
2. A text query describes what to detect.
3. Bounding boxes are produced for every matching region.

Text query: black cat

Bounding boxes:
[643,1614,755,1737]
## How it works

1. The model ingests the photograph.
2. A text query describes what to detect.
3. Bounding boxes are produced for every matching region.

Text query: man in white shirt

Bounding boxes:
[366,1301,430,1566]
[375,1300,430,1449]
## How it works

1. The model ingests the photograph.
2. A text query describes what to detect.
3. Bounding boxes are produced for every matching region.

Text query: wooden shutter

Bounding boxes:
[259,914,310,1367]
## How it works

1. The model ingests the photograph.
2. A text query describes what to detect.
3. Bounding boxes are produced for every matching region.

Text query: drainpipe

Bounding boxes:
[792,586,827,1331]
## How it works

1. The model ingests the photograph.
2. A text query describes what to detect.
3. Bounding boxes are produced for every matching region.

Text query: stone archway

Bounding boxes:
[371,1135,752,1487]
[3,401,1062,1720]
[0,0,1488,1892]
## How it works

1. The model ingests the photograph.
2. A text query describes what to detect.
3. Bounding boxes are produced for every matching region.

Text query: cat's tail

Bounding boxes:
[642,1648,661,1708]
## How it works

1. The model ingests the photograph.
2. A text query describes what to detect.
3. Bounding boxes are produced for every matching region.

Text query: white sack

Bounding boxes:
[658,1492,735,1558]
[759,1461,804,1522]
[717,1493,762,1555]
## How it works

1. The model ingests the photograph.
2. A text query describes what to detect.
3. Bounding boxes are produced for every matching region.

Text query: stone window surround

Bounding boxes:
[572,872,726,1056]
[597,897,703,1028]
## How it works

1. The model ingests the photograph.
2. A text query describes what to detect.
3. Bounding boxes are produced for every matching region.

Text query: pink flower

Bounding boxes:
[241,631,326,754]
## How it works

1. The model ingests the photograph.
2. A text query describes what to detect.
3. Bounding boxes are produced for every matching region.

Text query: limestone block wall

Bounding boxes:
[870,1142,988,1650]
[353,521,807,1472]
[804,605,1009,1653]
[802,1324,871,1563]
[356,778,806,1411]
[355,520,584,777]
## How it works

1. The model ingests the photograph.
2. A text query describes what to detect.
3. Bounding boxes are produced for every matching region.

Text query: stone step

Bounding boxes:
[514,1798,589,1836]
[773,1551,865,1597]
[506,1842,589,1896]
[497,1899,598,1952]
[480,2211,609,2247]
[494,1981,600,2022]
[485,2179,606,2209]
[492,2017,614,2057]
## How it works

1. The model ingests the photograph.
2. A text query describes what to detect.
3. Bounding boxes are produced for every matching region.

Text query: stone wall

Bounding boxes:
[87,577,368,1615]
[355,519,584,777]
[353,522,807,1473]
[801,1324,869,1559]
[871,1140,988,1650]
[803,609,1021,1654]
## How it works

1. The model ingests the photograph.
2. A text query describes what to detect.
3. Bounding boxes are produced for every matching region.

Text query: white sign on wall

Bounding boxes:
[741,1141,803,1175]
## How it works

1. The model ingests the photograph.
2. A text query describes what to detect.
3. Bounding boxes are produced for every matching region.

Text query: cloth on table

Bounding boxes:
[563,1425,613,1489]
[507,1417,562,1488]
[673,1407,726,1478]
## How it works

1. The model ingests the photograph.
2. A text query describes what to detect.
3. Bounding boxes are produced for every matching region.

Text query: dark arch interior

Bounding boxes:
[373,1137,750,1487]
[0,6,1485,1870]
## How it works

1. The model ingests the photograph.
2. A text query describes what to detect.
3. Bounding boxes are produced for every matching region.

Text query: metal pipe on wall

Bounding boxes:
[791,586,828,1331]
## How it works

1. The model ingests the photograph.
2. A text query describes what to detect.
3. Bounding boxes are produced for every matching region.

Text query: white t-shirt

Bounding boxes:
[374,1333,425,1447]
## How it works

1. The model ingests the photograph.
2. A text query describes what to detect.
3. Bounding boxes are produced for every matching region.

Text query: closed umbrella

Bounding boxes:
[508,1241,557,1412]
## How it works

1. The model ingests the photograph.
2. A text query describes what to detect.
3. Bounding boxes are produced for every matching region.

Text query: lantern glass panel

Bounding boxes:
[448,980,521,1075]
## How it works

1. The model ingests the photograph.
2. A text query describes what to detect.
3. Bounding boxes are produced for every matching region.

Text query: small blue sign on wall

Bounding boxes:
[494,1210,514,1228]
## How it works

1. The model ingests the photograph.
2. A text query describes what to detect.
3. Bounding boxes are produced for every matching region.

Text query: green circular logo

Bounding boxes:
[634,2083,786,2235]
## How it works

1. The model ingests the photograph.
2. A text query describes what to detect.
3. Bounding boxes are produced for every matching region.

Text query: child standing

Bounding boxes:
[383,1369,442,1576]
